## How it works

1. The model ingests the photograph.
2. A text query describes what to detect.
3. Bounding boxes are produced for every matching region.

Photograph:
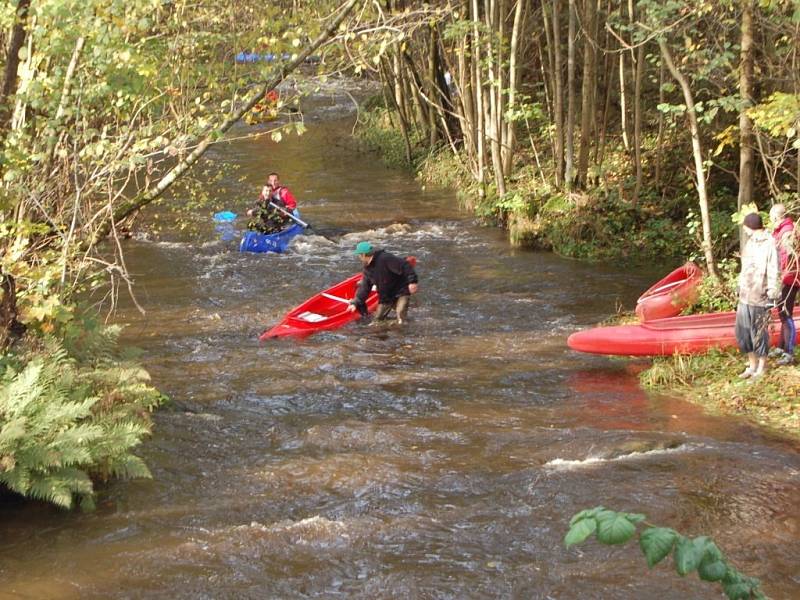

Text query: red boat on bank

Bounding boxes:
[635,262,703,322]
[259,273,378,340]
[568,308,800,357]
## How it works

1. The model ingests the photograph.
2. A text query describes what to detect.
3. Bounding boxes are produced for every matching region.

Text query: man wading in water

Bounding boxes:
[346,242,419,325]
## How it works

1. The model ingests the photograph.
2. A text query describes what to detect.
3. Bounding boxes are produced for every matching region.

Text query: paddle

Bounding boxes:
[265,200,310,228]
[263,200,340,242]
[213,211,237,222]
[216,200,336,241]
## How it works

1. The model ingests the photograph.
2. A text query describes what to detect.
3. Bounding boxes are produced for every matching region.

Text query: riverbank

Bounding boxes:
[642,350,800,438]
[354,105,732,262]
[355,105,799,440]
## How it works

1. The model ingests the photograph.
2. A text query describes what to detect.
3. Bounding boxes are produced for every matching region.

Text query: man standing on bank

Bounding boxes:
[346,242,419,325]
[736,212,780,380]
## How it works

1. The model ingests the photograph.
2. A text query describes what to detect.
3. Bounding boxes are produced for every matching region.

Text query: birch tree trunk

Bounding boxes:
[577,0,598,187]
[659,39,719,280]
[632,42,645,205]
[565,0,577,190]
[737,0,755,254]
[502,0,525,176]
[552,0,565,186]
[471,0,487,198]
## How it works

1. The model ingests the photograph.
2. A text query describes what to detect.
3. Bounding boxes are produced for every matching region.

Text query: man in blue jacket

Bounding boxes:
[346,241,419,324]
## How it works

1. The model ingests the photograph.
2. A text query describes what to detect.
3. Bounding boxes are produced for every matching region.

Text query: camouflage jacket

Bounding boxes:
[739,229,780,307]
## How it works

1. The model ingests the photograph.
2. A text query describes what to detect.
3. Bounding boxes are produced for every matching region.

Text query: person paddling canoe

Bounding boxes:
[346,242,419,325]
[246,172,298,234]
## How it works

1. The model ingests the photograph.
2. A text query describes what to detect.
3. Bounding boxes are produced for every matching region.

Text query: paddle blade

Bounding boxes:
[214,211,237,222]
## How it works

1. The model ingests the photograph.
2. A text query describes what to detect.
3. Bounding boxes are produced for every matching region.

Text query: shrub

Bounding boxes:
[0,315,164,510]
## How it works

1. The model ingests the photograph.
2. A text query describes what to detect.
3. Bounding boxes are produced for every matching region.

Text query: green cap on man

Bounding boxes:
[354,241,373,255]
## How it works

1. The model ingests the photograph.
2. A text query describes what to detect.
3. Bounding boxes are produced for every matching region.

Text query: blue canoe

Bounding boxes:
[235,52,291,64]
[238,211,304,254]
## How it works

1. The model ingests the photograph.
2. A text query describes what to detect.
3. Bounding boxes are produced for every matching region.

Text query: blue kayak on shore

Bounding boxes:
[238,211,304,253]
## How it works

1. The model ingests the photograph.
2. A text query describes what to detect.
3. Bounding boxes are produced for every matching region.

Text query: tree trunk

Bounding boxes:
[737,0,755,254]
[427,25,439,147]
[594,0,613,169]
[632,42,645,205]
[0,0,32,139]
[540,1,557,175]
[618,2,630,154]
[577,0,598,187]
[0,274,25,349]
[659,39,718,280]
[552,0,564,186]
[565,0,577,190]
[471,0,487,198]
[655,60,665,190]
[502,0,526,176]
[46,35,86,166]
[485,0,506,197]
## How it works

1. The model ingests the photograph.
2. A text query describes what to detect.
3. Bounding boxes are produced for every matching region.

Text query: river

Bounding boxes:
[1,78,799,599]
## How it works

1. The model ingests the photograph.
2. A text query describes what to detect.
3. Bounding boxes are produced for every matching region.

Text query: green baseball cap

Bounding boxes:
[354,241,373,255]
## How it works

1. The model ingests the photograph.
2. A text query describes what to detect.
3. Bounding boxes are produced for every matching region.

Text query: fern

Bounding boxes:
[0,317,165,510]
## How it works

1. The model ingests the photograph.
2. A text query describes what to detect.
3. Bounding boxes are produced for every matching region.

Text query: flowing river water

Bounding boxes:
[1,79,799,599]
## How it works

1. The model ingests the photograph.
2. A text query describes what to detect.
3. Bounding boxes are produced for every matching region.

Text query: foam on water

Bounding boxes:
[544,443,699,470]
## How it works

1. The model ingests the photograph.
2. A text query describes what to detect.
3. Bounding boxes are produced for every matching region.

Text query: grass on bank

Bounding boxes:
[642,349,800,436]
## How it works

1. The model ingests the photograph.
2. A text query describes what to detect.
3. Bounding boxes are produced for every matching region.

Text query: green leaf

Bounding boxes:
[639,527,678,568]
[698,558,727,582]
[674,535,703,576]
[722,580,754,600]
[596,512,637,545]
[624,512,646,524]
[565,517,597,548]
[569,507,602,526]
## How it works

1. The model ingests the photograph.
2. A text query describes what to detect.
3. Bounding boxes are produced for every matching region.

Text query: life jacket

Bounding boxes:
[269,186,287,207]
[773,217,799,286]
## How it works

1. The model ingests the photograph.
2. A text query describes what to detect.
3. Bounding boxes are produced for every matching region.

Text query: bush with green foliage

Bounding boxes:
[565,507,766,600]
[355,107,426,170]
[0,313,164,510]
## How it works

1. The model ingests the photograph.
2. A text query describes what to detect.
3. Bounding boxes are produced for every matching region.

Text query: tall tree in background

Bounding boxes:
[577,0,598,188]
[737,0,755,252]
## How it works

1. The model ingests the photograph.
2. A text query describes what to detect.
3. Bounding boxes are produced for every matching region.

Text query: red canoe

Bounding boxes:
[635,262,703,322]
[260,273,378,340]
[568,308,800,357]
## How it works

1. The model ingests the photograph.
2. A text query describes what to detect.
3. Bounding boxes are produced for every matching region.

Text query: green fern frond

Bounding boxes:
[108,454,152,480]
[0,313,164,510]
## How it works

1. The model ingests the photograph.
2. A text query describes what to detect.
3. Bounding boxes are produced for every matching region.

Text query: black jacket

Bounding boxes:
[354,250,418,307]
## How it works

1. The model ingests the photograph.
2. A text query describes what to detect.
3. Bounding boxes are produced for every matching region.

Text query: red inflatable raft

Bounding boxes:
[568,308,800,357]
[260,273,379,340]
[635,262,703,322]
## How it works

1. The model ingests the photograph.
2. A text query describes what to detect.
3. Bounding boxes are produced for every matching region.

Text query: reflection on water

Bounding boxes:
[1,87,799,599]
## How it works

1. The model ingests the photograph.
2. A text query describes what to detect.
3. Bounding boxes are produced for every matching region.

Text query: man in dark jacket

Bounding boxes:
[346,242,419,324]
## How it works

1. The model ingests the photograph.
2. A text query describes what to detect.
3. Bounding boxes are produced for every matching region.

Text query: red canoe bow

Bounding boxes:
[259,273,379,340]
[635,262,703,322]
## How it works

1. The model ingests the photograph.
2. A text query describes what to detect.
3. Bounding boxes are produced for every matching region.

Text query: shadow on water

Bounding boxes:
[1,80,799,599]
